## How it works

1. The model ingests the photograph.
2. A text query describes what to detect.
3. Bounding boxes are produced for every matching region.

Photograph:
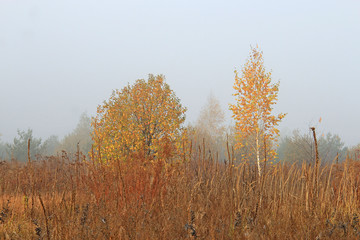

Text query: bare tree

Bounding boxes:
[196,93,225,139]
[191,93,226,161]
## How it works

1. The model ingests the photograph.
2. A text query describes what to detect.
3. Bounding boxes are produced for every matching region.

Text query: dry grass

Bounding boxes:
[0,145,360,239]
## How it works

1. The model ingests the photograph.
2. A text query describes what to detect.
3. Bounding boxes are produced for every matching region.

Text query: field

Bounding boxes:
[0,143,360,240]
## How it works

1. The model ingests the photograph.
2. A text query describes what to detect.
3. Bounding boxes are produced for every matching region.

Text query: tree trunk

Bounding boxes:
[256,130,261,179]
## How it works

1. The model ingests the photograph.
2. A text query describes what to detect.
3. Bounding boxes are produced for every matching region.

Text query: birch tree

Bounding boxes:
[230,47,286,178]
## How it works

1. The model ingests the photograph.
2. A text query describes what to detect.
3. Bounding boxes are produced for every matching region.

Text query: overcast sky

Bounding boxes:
[0,0,359,146]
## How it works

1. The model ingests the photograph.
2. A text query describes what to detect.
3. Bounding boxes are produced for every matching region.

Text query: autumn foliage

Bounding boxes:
[230,47,286,177]
[91,74,186,163]
[4,47,359,240]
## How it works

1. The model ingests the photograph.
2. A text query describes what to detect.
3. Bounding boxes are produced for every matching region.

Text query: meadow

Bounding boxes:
[0,141,359,240]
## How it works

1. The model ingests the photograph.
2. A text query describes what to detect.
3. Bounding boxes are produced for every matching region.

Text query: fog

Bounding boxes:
[1,0,359,146]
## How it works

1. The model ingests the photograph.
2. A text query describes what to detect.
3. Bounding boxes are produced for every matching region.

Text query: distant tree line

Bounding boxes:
[0,113,92,162]
[277,129,348,164]
[0,99,356,164]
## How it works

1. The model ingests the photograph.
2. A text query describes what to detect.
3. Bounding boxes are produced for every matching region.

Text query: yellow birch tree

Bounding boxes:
[92,74,187,163]
[229,47,286,178]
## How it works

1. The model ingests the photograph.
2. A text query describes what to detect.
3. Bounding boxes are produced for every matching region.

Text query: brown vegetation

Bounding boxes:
[0,143,360,239]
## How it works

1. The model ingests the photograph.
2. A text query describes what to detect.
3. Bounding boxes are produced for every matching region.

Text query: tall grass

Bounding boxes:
[0,143,359,239]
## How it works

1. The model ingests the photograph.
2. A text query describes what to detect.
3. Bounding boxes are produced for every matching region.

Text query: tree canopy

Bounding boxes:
[92,74,187,163]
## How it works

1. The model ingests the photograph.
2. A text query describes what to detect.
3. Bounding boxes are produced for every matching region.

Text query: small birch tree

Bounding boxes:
[230,47,286,178]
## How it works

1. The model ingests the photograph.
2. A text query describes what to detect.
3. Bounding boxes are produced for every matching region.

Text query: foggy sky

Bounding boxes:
[1,0,359,146]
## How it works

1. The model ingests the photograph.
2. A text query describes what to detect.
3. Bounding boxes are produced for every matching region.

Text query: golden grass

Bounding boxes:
[0,146,360,239]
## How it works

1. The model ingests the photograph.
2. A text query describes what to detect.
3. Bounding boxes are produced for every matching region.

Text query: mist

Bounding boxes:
[1,0,359,147]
